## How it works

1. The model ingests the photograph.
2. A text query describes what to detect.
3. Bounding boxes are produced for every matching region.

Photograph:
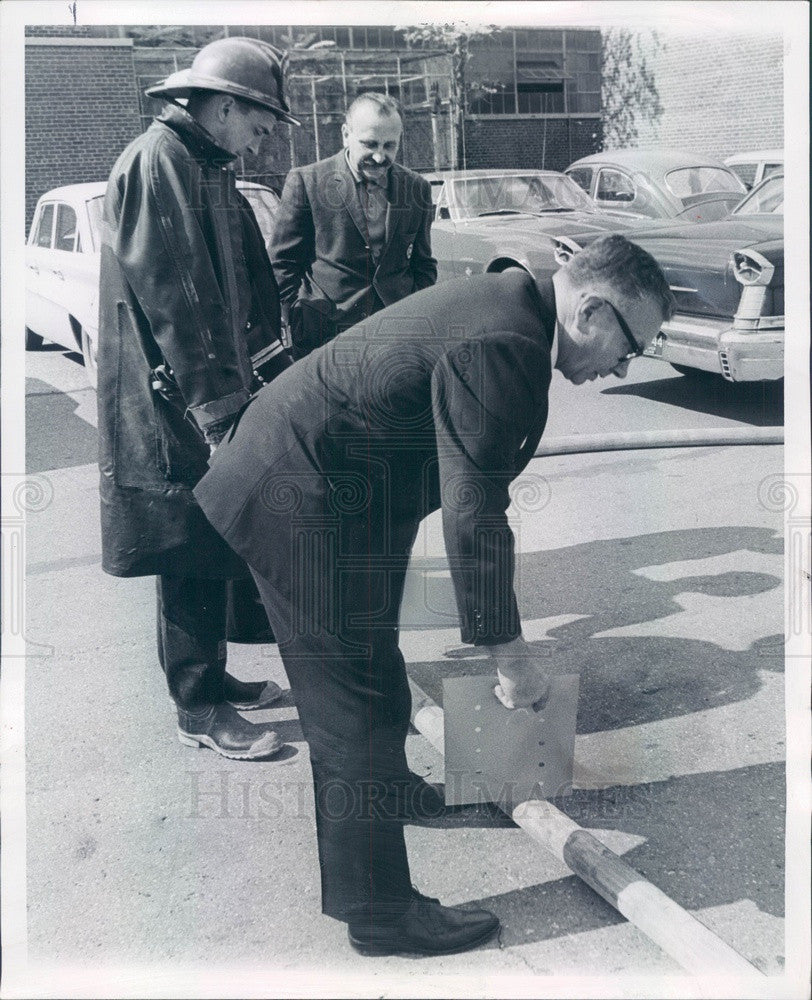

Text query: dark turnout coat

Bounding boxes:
[97,105,289,578]
[269,151,437,358]
[195,271,556,645]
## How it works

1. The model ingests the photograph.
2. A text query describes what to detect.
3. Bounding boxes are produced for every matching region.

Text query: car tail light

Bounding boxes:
[732,249,775,286]
[553,237,582,266]
[731,248,779,331]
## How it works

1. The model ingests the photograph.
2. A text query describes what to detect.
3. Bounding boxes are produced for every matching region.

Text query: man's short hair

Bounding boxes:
[567,234,676,321]
[346,92,401,126]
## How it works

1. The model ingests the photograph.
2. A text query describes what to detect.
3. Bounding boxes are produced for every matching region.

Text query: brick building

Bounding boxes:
[629,31,783,158]
[463,27,602,170]
[25,35,143,228]
[24,24,604,230]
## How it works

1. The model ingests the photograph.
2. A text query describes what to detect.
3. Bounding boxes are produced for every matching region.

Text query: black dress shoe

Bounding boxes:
[177,703,283,760]
[348,895,500,956]
[223,673,286,710]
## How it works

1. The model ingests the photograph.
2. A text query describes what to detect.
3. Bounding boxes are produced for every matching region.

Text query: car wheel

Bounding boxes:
[80,326,98,389]
[25,327,44,351]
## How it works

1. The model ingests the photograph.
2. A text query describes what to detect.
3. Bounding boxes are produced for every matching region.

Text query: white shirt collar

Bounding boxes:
[550,321,560,369]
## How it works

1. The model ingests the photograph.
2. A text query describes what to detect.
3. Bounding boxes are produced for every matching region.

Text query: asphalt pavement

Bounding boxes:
[10,345,795,998]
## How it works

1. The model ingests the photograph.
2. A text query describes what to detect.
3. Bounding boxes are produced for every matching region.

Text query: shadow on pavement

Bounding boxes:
[409,525,783,733]
[600,374,783,426]
[466,760,784,955]
[26,376,97,473]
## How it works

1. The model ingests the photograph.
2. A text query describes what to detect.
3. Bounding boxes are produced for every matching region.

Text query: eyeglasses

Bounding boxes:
[606,301,645,362]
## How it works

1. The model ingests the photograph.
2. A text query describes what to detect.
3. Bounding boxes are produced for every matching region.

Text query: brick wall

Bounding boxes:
[462,117,602,172]
[630,32,783,157]
[25,39,143,230]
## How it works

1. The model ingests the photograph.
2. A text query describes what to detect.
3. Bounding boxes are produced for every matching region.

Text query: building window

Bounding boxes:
[469,88,517,115]
[517,82,564,114]
[466,27,600,116]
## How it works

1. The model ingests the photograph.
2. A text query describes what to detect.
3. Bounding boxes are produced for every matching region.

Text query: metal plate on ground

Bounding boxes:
[442,673,579,806]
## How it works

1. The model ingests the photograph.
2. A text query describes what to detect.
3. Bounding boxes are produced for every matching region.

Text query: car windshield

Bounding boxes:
[732,174,784,216]
[449,173,594,218]
[664,167,745,198]
[86,196,104,252]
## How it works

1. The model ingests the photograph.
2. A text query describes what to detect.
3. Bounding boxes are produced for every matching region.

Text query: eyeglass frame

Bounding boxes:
[605,300,646,363]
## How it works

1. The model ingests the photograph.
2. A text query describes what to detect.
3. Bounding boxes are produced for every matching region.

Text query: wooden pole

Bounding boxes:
[407,676,763,979]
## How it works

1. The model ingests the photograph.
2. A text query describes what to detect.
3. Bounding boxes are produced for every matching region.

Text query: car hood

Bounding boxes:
[633,217,783,317]
[458,211,639,241]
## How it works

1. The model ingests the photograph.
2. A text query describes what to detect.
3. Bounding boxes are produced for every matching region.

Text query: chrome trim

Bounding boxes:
[646,312,783,381]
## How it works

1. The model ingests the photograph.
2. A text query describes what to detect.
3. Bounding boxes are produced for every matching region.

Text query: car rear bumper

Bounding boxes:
[647,314,783,381]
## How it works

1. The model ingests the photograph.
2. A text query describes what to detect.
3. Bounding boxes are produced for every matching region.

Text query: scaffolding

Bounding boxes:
[284,49,456,172]
[133,46,457,192]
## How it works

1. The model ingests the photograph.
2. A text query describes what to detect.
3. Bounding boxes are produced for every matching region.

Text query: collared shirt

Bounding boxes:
[529,274,559,369]
[344,150,388,262]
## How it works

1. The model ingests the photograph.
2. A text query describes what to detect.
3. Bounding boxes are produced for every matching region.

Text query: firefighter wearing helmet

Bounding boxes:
[96,38,298,761]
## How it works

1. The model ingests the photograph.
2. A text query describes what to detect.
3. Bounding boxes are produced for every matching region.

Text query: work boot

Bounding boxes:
[347,893,500,956]
[223,673,286,710]
[177,702,283,760]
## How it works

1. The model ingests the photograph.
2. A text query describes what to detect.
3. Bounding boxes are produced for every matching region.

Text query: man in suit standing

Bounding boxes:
[194,236,675,954]
[270,93,437,359]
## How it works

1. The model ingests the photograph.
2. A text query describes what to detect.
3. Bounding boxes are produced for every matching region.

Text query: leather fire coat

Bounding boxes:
[97,104,289,578]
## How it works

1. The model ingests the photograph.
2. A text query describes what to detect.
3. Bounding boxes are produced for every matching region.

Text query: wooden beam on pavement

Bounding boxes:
[407,675,764,979]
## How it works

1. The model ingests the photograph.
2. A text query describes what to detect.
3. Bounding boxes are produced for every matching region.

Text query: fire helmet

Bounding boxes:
[145,37,300,126]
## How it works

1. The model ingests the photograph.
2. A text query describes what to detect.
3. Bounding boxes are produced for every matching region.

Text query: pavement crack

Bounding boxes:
[496,923,544,974]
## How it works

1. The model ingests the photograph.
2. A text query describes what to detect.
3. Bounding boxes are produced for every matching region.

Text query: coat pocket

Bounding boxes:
[152,392,210,484]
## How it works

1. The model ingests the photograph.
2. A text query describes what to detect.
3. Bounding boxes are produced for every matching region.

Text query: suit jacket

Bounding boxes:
[270,151,437,358]
[195,271,556,646]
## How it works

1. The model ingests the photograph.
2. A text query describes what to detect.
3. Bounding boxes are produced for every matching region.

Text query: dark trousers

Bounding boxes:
[250,511,421,923]
[156,576,228,711]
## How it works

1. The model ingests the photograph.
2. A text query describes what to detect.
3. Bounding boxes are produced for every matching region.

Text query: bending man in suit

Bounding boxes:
[194,236,675,955]
[270,92,437,359]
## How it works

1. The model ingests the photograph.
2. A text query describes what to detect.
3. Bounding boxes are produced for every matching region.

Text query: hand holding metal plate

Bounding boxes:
[488,635,552,709]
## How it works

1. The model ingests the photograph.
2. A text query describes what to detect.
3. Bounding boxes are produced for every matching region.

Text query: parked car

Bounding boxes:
[426,168,644,283]
[565,149,747,223]
[724,149,783,191]
[552,172,784,382]
[25,180,279,387]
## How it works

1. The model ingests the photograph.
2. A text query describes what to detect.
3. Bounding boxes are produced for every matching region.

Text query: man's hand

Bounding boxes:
[488,636,552,710]
[204,419,232,456]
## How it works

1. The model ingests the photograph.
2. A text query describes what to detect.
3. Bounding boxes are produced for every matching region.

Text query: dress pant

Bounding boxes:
[250,504,421,923]
[225,576,275,644]
[156,575,228,711]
